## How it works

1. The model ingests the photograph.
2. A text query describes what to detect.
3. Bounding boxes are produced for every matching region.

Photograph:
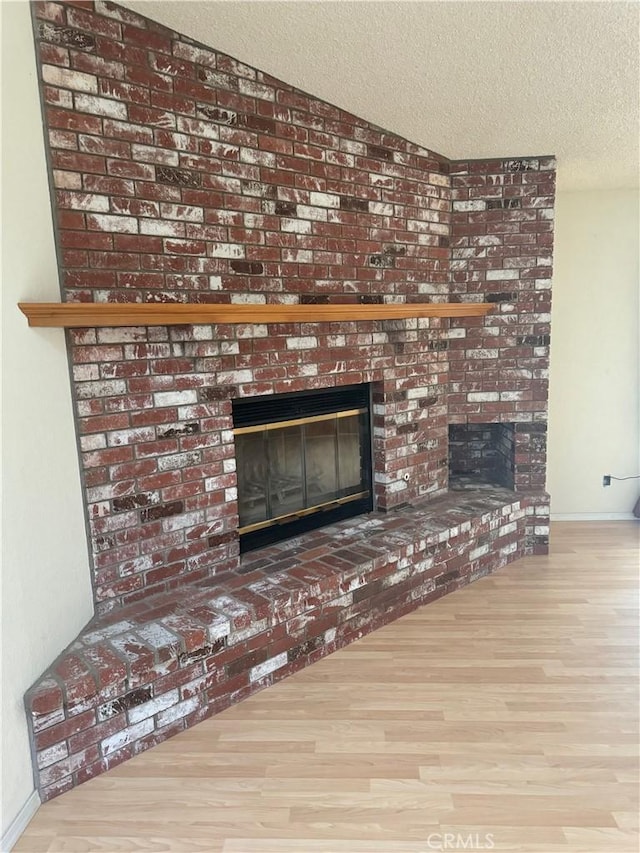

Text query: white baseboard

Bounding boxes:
[551,512,637,521]
[1,790,40,852]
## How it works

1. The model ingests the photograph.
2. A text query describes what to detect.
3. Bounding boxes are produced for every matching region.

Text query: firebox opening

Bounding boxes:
[233,384,373,552]
[448,423,515,490]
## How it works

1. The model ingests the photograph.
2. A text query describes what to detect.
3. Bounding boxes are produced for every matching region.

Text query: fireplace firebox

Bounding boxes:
[233,385,373,552]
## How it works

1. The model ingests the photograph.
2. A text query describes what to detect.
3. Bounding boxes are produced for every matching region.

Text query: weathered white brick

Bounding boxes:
[238,79,274,101]
[102,719,154,756]
[156,696,201,727]
[466,349,499,359]
[176,116,220,140]
[240,147,275,166]
[209,243,245,259]
[217,369,253,384]
[467,392,499,402]
[309,191,340,208]
[230,294,266,304]
[37,741,69,770]
[86,214,137,233]
[158,451,202,472]
[209,275,223,290]
[281,218,311,234]
[153,390,198,407]
[42,65,97,93]
[249,652,288,683]
[132,144,178,166]
[286,336,317,350]
[80,434,106,451]
[159,203,204,222]
[75,94,127,119]
[296,205,327,221]
[470,544,490,560]
[140,219,184,237]
[62,192,110,212]
[128,690,180,724]
[172,41,218,68]
[53,169,82,189]
[486,268,519,281]
[282,249,312,263]
[453,200,486,212]
[107,427,156,447]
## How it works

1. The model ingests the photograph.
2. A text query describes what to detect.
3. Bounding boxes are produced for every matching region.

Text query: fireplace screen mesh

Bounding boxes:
[235,409,368,533]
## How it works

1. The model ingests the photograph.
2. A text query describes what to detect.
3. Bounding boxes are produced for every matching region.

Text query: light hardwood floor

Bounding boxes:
[15,522,639,852]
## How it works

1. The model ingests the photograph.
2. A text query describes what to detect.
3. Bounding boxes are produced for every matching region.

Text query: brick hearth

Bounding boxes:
[25,0,554,800]
[28,485,541,801]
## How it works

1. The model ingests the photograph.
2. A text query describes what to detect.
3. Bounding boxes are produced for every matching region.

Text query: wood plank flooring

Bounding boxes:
[15,522,639,852]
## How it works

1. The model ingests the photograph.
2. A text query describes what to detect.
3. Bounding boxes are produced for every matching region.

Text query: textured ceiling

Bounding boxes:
[122,1,639,191]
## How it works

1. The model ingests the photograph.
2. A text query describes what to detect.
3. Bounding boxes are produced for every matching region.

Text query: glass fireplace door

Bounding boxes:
[235,409,369,535]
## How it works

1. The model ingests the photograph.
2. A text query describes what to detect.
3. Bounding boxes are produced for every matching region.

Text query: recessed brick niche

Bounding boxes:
[25,0,554,801]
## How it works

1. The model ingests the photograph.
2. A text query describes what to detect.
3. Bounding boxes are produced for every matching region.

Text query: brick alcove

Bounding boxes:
[25,0,554,801]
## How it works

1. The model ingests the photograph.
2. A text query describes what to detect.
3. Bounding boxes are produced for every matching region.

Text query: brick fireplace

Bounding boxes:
[25,0,554,801]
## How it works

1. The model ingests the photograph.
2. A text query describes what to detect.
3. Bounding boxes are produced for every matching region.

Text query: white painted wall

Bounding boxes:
[1,1,94,842]
[548,190,640,518]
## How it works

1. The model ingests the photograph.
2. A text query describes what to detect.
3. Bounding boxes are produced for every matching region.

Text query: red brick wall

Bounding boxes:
[449,158,554,527]
[31,0,554,609]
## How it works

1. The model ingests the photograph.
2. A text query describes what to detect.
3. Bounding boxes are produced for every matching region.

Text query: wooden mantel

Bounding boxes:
[18,302,492,328]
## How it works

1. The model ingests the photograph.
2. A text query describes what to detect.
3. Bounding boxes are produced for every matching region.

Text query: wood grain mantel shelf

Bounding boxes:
[18,302,492,328]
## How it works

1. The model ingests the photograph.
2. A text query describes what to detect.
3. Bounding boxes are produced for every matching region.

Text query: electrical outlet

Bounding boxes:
[603,475,611,487]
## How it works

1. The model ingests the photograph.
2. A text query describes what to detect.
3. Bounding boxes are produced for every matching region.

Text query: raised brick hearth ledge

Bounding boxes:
[26,485,548,801]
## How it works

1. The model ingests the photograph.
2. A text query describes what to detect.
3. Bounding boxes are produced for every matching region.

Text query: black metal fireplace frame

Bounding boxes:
[232,384,374,552]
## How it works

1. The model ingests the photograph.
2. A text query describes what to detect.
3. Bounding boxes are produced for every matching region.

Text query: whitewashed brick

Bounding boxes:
[42,65,98,93]
[176,117,220,140]
[309,191,340,208]
[80,434,106,452]
[53,170,82,189]
[86,214,137,234]
[37,741,69,770]
[153,390,198,407]
[102,719,154,756]
[63,192,110,212]
[286,336,317,350]
[470,544,490,560]
[132,144,178,166]
[159,203,204,222]
[173,41,218,68]
[453,200,486,212]
[230,294,267,304]
[217,369,253,384]
[467,392,499,402]
[209,243,245,259]
[239,79,274,101]
[128,690,180,724]
[158,451,201,472]
[240,147,275,167]
[281,218,311,234]
[486,268,519,281]
[466,349,499,359]
[296,205,327,221]
[156,696,201,727]
[140,219,184,237]
[249,652,288,683]
[107,427,155,447]
[75,94,127,119]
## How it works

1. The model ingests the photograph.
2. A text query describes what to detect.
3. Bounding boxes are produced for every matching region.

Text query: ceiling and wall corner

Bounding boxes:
[121,0,640,192]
